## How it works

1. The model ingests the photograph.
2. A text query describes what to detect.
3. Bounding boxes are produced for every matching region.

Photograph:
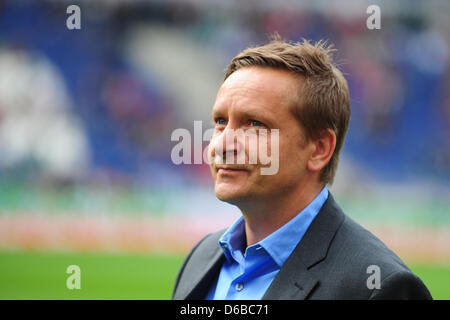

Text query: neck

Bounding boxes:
[239,180,325,247]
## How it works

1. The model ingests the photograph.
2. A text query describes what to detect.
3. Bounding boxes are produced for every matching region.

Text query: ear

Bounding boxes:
[307,129,336,173]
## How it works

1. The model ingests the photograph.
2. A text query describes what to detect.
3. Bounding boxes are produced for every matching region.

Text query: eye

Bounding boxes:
[215,117,227,125]
[249,119,264,127]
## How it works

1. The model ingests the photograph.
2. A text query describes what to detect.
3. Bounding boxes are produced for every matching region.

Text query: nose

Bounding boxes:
[210,126,245,164]
[223,126,242,155]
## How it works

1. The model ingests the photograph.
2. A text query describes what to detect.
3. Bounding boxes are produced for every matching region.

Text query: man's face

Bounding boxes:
[209,67,314,206]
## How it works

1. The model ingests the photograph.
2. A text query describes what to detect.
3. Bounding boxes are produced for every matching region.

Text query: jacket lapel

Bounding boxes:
[262,252,319,300]
[185,249,225,299]
[262,193,345,300]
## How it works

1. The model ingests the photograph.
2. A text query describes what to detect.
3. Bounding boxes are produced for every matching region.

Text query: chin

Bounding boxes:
[214,184,248,204]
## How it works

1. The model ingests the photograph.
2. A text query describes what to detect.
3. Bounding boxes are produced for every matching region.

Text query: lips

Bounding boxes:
[216,165,249,174]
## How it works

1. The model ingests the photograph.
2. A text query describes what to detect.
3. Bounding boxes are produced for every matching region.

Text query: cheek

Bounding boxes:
[208,134,223,163]
[208,140,215,163]
[278,134,308,173]
[254,130,277,164]
[208,140,217,179]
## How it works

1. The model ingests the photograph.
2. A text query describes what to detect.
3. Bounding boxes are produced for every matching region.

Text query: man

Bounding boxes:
[172,37,432,300]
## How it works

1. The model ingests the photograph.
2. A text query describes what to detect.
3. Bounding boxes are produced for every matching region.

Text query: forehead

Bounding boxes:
[213,67,300,115]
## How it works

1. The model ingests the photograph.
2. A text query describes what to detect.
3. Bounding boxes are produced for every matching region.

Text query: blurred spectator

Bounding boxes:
[0,46,90,181]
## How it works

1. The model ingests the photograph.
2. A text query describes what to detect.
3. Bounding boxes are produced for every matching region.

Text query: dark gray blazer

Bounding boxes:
[172,194,432,300]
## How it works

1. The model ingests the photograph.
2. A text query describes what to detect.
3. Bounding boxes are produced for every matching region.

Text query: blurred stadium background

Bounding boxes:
[0,0,449,299]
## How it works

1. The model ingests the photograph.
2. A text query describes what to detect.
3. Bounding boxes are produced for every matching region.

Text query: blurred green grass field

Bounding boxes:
[0,250,449,299]
[0,250,184,299]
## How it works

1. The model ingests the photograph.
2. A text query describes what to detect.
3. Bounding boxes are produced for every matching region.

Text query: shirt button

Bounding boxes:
[235,282,244,292]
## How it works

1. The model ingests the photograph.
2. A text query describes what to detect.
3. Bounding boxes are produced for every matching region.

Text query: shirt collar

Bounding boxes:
[219,186,329,267]
[219,216,246,263]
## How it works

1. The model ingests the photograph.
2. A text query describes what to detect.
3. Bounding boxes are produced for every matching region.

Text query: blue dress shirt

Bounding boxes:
[205,186,329,300]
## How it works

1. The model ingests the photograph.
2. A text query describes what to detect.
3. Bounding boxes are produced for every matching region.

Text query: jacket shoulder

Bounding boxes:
[316,213,432,299]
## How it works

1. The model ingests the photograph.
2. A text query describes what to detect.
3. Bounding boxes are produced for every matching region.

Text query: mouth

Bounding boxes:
[216,165,249,175]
